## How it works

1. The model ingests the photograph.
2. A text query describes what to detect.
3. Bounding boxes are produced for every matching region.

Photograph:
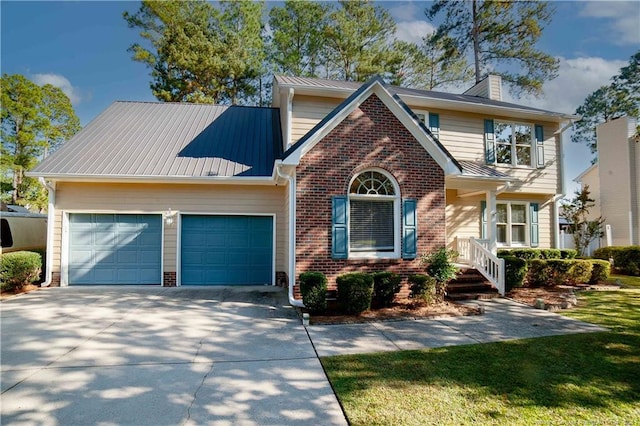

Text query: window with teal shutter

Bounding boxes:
[535,125,545,168]
[484,119,495,163]
[402,199,417,259]
[428,113,440,138]
[332,196,348,258]
[530,203,539,247]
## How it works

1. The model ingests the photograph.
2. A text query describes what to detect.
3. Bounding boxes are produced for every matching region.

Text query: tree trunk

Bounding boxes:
[471,0,482,83]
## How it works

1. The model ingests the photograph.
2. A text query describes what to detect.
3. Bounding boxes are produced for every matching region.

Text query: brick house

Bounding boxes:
[29,75,577,306]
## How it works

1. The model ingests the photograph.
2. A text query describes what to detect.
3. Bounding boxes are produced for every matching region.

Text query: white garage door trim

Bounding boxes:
[61,211,165,287]
[176,212,276,287]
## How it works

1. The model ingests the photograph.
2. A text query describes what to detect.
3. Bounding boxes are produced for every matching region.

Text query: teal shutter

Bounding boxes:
[480,200,487,239]
[428,113,440,138]
[484,119,495,164]
[332,196,348,259]
[535,125,544,168]
[530,203,539,247]
[402,198,417,259]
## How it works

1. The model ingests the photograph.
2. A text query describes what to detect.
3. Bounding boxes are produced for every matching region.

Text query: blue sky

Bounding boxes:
[2,1,639,194]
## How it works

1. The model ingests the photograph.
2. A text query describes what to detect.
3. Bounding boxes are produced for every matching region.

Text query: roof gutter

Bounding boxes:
[275,161,305,308]
[38,177,55,287]
[26,173,278,185]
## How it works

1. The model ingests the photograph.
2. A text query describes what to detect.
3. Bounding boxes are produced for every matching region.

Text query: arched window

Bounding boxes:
[348,170,400,256]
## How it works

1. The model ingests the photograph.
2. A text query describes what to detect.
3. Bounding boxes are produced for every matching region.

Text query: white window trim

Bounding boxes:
[413,109,439,137]
[494,121,534,168]
[347,169,401,259]
[496,201,530,248]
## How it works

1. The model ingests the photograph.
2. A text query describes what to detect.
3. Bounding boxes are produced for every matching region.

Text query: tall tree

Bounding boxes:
[323,0,398,82]
[124,0,265,105]
[426,0,559,97]
[560,186,604,257]
[268,0,330,78]
[1,74,80,209]
[572,51,640,155]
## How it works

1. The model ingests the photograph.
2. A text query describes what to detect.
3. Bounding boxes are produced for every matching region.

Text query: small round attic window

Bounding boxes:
[349,171,396,195]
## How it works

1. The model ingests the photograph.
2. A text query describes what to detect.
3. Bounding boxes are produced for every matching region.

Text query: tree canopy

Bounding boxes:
[426,0,559,97]
[1,74,80,210]
[572,51,640,156]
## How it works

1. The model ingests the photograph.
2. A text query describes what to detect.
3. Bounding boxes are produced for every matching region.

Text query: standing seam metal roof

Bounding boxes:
[31,102,283,178]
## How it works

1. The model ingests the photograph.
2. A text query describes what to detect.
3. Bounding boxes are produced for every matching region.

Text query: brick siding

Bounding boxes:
[295,94,446,298]
[163,272,176,287]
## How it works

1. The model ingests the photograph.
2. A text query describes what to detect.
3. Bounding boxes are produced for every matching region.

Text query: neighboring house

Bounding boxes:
[29,75,576,303]
[575,116,640,246]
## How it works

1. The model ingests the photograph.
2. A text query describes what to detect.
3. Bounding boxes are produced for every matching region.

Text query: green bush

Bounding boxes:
[371,272,402,309]
[29,249,46,284]
[593,246,640,276]
[540,249,561,259]
[503,256,528,291]
[420,247,458,302]
[0,251,42,292]
[408,274,436,304]
[589,260,611,284]
[560,249,577,259]
[506,249,542,260]
[299,272,328,314]
[526,259,593,287]
[336,273,374,315]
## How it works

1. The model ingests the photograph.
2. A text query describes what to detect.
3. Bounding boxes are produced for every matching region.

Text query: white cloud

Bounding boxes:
[394,20,435,44]
[579,1,640,45]
[507,56,627,115]
[388,1,422,22]
[32,73,82,105]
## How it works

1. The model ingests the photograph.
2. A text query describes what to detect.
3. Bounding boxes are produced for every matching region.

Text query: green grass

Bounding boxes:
[322,276,640,425]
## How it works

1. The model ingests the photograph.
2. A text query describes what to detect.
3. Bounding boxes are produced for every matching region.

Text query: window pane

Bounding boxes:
[495,122,512,144]
[497,224,507,243]
[350,200,394,250]
[496,143,512,164]
[496,204,508,223]
[516,146,531,166]
[512,225,526,244]
[350,171,395,195]
[511,204,526,223]
[415,113,426,123]
[514,124,532,144]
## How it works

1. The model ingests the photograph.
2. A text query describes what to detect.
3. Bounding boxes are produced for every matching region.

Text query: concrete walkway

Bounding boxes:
[1,287,605,425]
[306,298,606,357]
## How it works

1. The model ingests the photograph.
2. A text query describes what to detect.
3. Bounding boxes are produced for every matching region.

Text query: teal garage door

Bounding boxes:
[181,215,273,285]
[68,214,162,285]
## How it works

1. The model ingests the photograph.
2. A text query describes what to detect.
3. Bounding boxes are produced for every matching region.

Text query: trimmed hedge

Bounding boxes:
[0,251,42,292]
[299,272,328,314]
[589,260,611,284]
[527,259,594,287]
[593,246,640,276]
[498,248,577,260]
[503,256,528,292]
[371,272,402,308]
[408,274,436,304]
[336,273,374,315]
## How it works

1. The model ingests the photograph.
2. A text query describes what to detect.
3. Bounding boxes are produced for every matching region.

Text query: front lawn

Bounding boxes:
[322,276,640,425]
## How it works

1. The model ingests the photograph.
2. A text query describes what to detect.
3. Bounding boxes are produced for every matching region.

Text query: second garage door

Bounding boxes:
[181,215,273,285]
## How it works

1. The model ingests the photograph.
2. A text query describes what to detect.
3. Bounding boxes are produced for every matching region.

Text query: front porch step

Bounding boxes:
[446,268,500,301]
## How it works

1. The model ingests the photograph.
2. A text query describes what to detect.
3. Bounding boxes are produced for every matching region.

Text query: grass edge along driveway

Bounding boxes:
[322,275,640,425]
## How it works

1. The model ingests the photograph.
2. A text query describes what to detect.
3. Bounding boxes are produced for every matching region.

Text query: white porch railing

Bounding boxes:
[456,237,505,296]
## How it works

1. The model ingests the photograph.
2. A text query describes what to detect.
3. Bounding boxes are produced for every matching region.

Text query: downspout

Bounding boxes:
[552,120,574,249]
[275,162,305,308]
[39,177,55,287]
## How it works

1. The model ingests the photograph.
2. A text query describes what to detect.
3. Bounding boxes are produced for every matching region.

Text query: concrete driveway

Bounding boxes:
[1,286,347,426]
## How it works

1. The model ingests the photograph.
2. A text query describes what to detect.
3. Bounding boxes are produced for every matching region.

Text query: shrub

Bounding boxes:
[593,246,640,276]
[299,272,328,314]
[503,256,528,291]
[568,260,593,284]
[508,249,541,260]
[29,249,46,284]
[420,247,458,302]
[336,273,374,315]
[560,249,577,259]
[0,251,42,292]
[371,272,402,309]
[526,259,593,287]
[527,260,552,287]
[408,274,436,304]
[589,260,611,284]
[540,249,561,259]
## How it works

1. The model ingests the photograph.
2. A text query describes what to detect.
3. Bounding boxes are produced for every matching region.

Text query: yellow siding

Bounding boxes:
[291,95,341,143]
[51,182,287,278]
[446,190,554,248]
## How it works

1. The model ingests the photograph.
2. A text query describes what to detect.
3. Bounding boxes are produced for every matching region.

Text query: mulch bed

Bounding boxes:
[0,283,41,300]
[306,299,481,325]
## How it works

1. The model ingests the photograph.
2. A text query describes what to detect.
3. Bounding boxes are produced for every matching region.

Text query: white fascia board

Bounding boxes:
[27,173,278,186]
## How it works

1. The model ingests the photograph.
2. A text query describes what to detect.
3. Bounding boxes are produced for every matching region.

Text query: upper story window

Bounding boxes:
[414,110,440,138]
[348,170,400,257]
[495,122,533,167]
